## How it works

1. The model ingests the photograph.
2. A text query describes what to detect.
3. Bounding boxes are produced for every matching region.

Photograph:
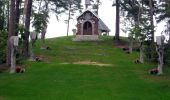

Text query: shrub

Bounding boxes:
[144,40,158,62]
[164,43,170,66]
[0,30,7,64]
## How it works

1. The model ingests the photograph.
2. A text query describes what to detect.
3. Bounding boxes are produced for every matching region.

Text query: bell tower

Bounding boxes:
[85,0,92,9]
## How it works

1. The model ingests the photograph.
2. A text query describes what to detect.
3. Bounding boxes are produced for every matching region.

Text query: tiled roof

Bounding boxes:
[98,18,111,32]
[77,9,99,19]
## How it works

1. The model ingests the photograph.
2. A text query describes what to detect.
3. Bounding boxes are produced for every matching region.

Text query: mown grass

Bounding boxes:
[0,36,170,100]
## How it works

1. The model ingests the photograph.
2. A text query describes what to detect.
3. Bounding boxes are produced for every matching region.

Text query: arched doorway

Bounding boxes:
[83,21,92,35]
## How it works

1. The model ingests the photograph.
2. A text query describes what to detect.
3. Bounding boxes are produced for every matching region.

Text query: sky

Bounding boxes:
[45,0,165,39]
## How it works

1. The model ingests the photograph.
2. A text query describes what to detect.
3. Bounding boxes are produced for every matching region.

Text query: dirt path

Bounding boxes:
[61,61,113,67]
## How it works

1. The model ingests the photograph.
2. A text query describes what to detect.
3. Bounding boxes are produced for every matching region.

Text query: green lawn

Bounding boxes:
[0,36,170,100]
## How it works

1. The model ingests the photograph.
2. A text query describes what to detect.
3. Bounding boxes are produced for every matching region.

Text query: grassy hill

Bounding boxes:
[0,36,170,100]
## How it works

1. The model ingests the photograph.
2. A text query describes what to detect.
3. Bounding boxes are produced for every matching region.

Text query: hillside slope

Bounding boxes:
[0,36,170,100]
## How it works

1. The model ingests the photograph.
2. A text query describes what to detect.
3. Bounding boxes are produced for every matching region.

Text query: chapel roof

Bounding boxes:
[98,18,111,32]
[77,9,99,19]
[77,9,111,32]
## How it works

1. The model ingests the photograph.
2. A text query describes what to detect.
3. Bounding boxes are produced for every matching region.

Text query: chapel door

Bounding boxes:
[83,21,92,35]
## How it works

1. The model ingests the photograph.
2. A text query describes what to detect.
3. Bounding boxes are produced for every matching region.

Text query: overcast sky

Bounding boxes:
[45,0,165,38]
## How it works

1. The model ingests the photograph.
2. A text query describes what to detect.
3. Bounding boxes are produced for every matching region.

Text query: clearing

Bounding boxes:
[0,36,170,100]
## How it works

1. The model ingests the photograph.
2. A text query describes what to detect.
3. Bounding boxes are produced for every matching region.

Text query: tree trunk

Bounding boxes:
[7,0,16,66]
[114,0,120,41]
[41,1,48,49]
[149,0,155,61]
[156,45,164,75]
[0,1,5,30]
[128,33,133,54]
[15,0,21,35]
[169,32,170,44]
[7,0,10,31]
[10,44,16,73]
[30,40,35,61]
[41,25,47,49]
[149,0,154,42]
[137,2,144,63]
[23,0,32,57]
[139,42,144,63]
[66,5,71,37]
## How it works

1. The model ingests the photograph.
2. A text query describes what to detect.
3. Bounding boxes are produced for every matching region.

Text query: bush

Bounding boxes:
[0,30,7,64]
[164,43,170,66]
[144,40,158,62]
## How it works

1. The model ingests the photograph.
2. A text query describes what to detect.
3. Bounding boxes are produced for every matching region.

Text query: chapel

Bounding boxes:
[73,0,110,41]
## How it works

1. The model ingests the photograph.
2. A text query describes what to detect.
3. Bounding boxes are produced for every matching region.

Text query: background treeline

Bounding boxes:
[0,0,170,67]
[0,0,82,65]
